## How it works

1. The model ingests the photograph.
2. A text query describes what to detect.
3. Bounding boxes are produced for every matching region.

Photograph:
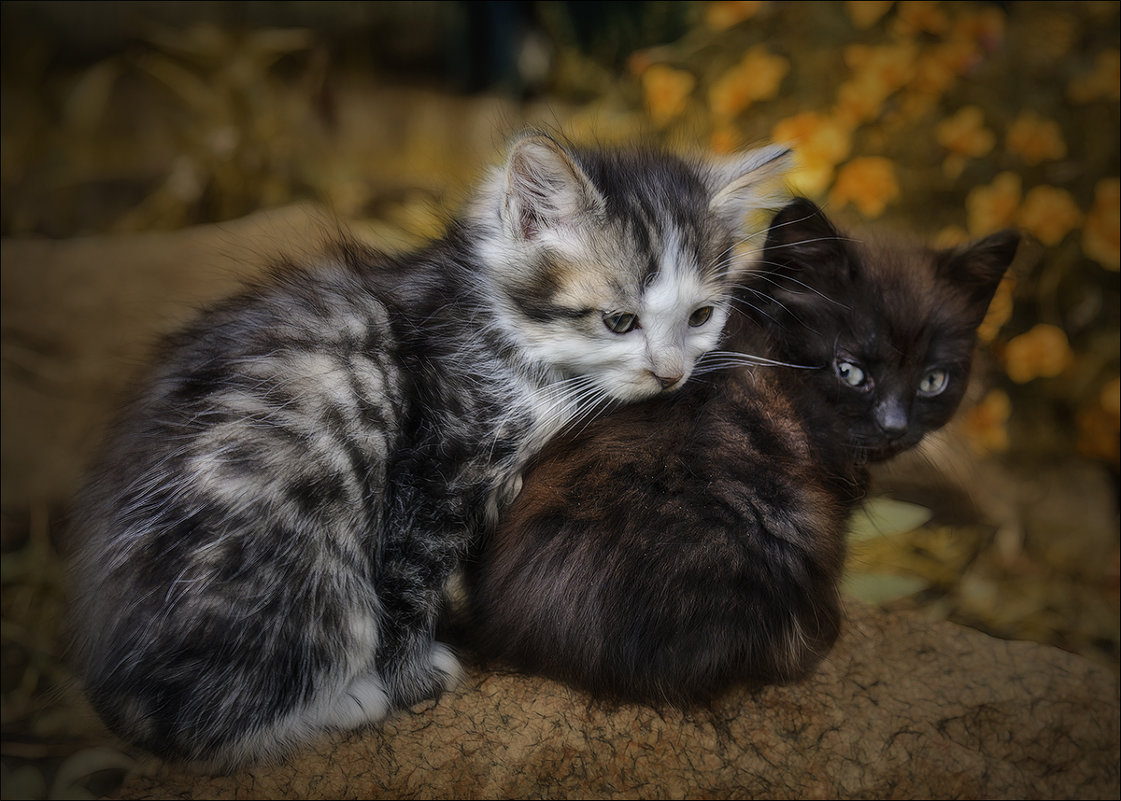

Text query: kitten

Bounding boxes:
[65,132,792,768]
[748,198,1020,464]
[463,198,1018,705]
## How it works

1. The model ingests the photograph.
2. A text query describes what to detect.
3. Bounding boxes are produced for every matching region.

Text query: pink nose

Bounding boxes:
[653,372,683,390]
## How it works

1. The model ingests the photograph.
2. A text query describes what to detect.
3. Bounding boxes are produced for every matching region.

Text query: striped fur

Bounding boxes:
[65,133,790,768]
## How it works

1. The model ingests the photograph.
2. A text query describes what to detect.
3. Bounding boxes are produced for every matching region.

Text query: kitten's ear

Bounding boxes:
[762,198,847,267]
[707,144,793,233]
[937,229,1020,322]
[502,134,606,241]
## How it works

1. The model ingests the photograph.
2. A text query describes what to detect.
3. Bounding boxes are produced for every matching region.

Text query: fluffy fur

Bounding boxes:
[462,198,1018,705]
[65,133,791,768]
[749,198,1020,462]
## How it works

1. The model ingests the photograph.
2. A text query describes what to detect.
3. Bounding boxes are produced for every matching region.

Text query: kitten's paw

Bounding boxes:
[428,641,464,691]
[312,673,391,730]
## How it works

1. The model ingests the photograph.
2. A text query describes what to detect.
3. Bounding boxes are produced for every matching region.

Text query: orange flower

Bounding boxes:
[1003,324,1074,383]
[976,273,1016,344]
[704,1,763,31]
[829,157,900,218]
[709,46,790,118]
[1005,111,1067,166]
[933,225,969,249]
[641,64,696,127]
[835,72,893,125]
[910,41,968,99]
[772,112,854,197]
[1067,49,1120,104]
[845,1,894,30]
[891,0,950,36]
[709,123,741,155]
[966,171,1021,236]
[1083,177,1120,270]
[935,105,994,178]
[844,41,918,94]
[962,389,1011,455]
[936,106,995,157]
[1016,185,1083,247]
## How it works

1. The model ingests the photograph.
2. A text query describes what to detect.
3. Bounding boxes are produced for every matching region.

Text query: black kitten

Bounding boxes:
[463,198,1018,704]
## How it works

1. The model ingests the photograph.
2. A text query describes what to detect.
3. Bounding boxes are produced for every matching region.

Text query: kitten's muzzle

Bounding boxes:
[652,371,684,390]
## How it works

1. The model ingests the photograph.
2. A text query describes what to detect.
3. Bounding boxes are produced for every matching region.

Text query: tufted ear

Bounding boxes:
[502,134,606,241]
[706,144,793,234]
[762,197,848,268]
[737,197,856,324]
[936,229,1020,325]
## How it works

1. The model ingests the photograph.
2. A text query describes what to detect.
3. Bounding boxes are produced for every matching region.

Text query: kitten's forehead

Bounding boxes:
[574,147,727,272]
[844,240,977,361]
[559,220,723,312]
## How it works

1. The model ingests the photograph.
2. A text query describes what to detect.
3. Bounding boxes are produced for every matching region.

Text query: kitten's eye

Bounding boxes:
[688,306,713,327]
[835,360,867,388]
[603,312,638,334]
[918,368,948,397]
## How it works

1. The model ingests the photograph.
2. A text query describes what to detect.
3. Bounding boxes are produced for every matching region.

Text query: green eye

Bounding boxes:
[835,360,867,388]
[918,368,948,396]
[603,312,638,334]
[689,306,713,327]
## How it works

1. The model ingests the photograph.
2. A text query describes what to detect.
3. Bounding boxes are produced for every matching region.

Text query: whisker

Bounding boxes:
[698,350,820,370]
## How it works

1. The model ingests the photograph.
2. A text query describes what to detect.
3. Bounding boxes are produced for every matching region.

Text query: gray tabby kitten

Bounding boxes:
[65,132,790,768]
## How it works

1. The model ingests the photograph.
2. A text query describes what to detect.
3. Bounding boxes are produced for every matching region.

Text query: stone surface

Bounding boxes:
[113,600,1119,800]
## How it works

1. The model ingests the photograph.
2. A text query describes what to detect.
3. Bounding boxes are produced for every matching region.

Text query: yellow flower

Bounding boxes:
[1083,177,1120,270]
[772,112,854,197]
[966,172,1021,237]
[963,389,1011,455]
[1005,111,1067,166]
[976,273,1016,344]
[835,40,919,125]
[845,1,894,30]
[829,157,900,218]
[641,64,696,127]
[1003,324,1074,383]
[1067,49,1120,104]
[709,46,790,118]
[1016,185,1083,247]
[704,1,763,31]
[936,106,995,157]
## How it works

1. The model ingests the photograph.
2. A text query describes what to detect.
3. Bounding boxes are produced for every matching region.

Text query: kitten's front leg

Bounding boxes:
[374,521,468,707]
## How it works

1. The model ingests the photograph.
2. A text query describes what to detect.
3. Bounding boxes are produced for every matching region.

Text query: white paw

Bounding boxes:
[428,642,464,691]
[313,672,391,730]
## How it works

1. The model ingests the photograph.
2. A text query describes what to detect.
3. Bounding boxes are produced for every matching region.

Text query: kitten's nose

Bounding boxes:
[653,371,683,390]
[875,399,909,436]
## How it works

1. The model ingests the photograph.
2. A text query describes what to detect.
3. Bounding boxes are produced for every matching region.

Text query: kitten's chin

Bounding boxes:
[852,436,922,463]
[610,375,685,403]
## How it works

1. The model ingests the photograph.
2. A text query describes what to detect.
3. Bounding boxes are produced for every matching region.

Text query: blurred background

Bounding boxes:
[2,1,1118,797]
